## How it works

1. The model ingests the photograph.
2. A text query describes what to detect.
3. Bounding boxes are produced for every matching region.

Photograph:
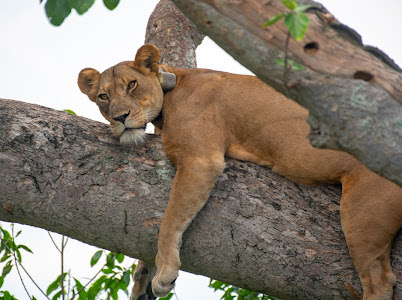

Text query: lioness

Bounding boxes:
[78,44,401,300]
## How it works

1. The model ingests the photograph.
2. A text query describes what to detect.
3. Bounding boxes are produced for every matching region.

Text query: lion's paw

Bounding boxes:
[151,268,178,298]
[130,261,157,300]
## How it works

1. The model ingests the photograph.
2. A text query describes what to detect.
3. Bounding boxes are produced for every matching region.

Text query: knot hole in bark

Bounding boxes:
[304,42,319,55]
[353,71,374,82]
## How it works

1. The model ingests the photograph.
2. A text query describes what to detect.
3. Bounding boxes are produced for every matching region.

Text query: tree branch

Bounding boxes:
[169,0,402,186]
[145,0,204,68]
[0,98,400,299]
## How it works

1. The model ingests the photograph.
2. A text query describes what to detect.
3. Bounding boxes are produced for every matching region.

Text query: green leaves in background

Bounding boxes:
[281,0,297,11]
[209,279,281,300]
[0,226,33,298]
[45,0,72,26]
[284,11,310,41]
[90,250,103,266]
[159,293,174,300]
[263,0,311,42]
[103,0,120,10]
[263,13,285,28]
[63,109,77,115]
[69,0,96,15]
[274,58,304,70]
[44,0,119,26]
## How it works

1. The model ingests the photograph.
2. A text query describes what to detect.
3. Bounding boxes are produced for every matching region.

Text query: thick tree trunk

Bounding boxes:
[169,0,402,187]
[145,0,204,68]
[0,98,400,299]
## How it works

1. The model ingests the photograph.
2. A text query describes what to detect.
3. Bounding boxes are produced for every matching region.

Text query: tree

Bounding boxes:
[1,98,400,300]
[1,0,401,299]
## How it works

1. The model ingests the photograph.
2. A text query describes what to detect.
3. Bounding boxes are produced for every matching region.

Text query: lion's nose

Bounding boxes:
[113,111,130,124]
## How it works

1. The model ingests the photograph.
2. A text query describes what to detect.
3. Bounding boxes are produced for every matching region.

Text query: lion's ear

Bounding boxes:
[78,68,100,102]
[133,44,160,74]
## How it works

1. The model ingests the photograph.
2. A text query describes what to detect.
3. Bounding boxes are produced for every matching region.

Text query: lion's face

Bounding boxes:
[78,44,163,144]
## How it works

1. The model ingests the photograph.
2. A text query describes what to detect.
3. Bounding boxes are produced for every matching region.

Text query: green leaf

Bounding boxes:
[106,252,115,269]
[159,293,174,300]
[15,248,21,263]
[90,250,103,267]
[0,254,11,263]
[281,0,297,10]
[47,278,60,295]
[284,12,310,41]
[0,276,4,288]
[47,273,67,295]
[45,0,72,26]
[115,253,124,263]
[52,290,62,300]
[101,268,115,274]
[290,62,304,71]
[122,271,130,285]
[274,58,285,66]
[295,4,311,13]
[15,230,22,238]
[74,279,88,299]
[18,244,33,254]
[63,109,77,115]
[2,262,12,277]
[262,13,285,28]
[1,229,11,241]
[67,0,95,15]
[211,280,224,291]
[103,0,120,10]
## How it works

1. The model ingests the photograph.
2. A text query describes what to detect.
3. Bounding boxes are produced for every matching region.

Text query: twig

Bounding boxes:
[11,225,32,299]
[7,225,51,299]
[174,286,179,300]
[283,31,291,87]
[47,231,61,253]
[61,235,66,300]
[72,261,108,299]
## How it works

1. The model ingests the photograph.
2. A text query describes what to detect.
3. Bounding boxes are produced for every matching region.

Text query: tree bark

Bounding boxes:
[169,0,402,187]
[0,98,400,299]
[145,0,204,68]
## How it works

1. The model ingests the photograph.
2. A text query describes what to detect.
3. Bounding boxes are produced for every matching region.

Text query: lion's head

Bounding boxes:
[78,44,163,145]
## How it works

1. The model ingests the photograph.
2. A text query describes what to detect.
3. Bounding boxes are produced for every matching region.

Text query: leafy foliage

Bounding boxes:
[42,0,120,26]
[274,58,304,71]
[263,0,310,41]
[209,279,281,300]
[0,224,137,300]
[0,291,18,300]
[0,223,281,300]
[0,226,33,299]
[46,250,135,300]
[64,109,77,115]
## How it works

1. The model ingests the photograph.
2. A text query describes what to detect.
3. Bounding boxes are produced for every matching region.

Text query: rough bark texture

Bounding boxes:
[145,0,204,68]
[169,0,402,187]
[0,98,400,299]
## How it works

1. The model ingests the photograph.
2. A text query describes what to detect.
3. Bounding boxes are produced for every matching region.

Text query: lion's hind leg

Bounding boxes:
[340,170,401,300]
[130,260,157,300]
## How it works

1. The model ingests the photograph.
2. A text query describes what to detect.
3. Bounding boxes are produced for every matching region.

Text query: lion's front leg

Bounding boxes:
[151,156,225,297]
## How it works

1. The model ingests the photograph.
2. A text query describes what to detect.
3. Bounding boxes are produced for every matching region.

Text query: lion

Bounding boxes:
[78,44,402,300]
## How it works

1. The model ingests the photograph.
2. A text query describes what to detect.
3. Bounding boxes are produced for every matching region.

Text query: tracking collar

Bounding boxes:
[157,67,176,93]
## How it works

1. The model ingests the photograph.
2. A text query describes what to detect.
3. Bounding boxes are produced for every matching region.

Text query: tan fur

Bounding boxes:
[78,44,402,300]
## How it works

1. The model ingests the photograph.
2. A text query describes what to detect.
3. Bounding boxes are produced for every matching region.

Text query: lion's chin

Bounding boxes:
[119,129,146,145]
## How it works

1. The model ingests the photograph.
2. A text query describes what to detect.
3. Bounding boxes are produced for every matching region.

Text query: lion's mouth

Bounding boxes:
[123,124,147,133]
[119,126,147,145]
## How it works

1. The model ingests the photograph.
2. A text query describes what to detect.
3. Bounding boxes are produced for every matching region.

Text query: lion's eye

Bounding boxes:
[98,94,108,101]
[127,80,137,92]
